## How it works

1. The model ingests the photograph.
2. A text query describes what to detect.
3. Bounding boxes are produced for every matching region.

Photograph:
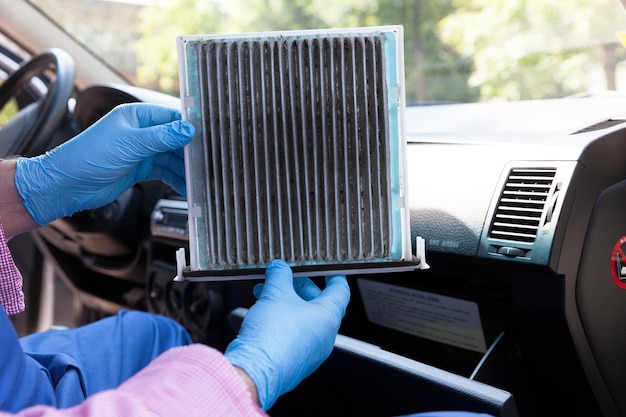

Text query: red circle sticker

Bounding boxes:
[611,236,626,289]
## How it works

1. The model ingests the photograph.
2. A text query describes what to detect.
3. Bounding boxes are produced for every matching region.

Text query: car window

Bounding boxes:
[24,0,626,104]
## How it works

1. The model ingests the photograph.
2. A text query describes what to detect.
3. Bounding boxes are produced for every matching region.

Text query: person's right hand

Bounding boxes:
[14,103,194,226]
[224,259,350,411]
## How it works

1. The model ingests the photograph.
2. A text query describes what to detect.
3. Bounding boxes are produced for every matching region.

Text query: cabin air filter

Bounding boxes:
[175,26,427,281]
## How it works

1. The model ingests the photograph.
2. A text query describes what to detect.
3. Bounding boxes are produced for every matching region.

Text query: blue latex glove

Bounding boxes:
[14,103,195,225]
[224,259,351,410]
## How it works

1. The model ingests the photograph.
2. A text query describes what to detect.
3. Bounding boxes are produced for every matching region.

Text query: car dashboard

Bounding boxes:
[28,84,626,417]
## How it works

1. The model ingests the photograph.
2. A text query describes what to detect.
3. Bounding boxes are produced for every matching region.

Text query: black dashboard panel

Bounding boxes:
[406,97,626,265]
[399,97,626,416]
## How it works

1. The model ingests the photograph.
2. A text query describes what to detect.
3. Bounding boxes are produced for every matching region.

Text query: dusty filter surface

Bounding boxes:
[177,26,420,280]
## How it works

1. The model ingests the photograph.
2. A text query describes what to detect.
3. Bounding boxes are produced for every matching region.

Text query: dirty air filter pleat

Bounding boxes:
[178,27,418,279]
[202,36,388,265]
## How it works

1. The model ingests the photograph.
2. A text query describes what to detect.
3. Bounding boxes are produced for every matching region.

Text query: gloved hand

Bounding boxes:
[14,103,195,225]
[224,259,351,411]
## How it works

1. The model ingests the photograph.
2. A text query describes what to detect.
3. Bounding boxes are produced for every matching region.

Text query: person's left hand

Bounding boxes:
[14,103,195,225]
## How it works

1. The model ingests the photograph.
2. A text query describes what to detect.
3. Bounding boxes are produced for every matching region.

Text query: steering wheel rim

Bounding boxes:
[0,48,75,157]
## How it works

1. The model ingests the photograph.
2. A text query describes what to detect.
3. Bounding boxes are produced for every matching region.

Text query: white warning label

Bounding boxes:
[357,279,487,353]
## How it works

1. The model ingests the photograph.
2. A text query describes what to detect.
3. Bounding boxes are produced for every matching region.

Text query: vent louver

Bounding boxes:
[177,27,418,280]
[488,168,557,243]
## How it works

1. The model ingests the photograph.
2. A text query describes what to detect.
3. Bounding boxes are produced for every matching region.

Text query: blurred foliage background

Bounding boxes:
[136,0,626,102]
[28,0,626,103]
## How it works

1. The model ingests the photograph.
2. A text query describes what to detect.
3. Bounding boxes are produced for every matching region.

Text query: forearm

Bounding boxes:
[0,344,267,417]
[233,366,260,407]
[0,158,37,239]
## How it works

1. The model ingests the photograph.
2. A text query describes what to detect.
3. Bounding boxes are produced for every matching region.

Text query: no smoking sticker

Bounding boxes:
[611,236,626,289]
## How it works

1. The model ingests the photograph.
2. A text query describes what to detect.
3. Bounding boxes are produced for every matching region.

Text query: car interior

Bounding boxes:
[2,1,626,417]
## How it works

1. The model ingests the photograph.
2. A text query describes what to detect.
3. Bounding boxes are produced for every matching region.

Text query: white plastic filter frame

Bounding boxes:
[176,26,424,281]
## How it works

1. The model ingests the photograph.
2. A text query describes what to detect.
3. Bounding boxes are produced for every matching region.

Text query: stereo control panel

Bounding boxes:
[150,199,188,241]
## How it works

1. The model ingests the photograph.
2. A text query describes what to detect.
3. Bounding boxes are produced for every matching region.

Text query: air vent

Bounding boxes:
[488,168,557,243]
[177,27,419,280]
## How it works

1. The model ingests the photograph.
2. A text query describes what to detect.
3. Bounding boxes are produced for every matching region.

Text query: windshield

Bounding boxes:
[27,0,626,104]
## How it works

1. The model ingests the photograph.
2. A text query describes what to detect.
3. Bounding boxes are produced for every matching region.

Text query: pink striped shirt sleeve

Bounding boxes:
[0,344,269,417]
[0,217,25,316]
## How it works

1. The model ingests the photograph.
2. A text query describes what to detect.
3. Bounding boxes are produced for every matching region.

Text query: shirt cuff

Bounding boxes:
[0,216,24,316]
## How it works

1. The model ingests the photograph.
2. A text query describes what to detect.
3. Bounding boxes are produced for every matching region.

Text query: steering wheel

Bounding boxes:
[0,48,75,157]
